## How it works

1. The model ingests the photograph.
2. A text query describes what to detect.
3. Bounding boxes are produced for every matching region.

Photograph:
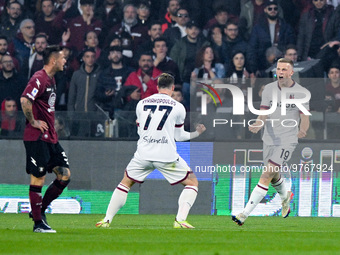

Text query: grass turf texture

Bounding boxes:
[0,214,339,255]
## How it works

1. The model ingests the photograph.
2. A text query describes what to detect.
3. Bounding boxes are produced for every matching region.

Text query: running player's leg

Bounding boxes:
[97,157,153,227]
[155,157,198,228]
[232,161,279,225]
[269,145,295,201]
[243,161,279,215]
[99,172,135,226]
[41,143,71,214]
[175,173,198,227]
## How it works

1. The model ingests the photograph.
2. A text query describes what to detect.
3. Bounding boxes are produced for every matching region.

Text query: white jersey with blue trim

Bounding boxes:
[260,81,310,145]
[134,93,186,162]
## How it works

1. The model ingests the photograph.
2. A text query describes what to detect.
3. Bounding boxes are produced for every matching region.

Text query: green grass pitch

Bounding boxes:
[0,214,339,255]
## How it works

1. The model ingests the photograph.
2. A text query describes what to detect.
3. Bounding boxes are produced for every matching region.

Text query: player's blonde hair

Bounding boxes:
[157,73,174,88]
[277,58,294,68]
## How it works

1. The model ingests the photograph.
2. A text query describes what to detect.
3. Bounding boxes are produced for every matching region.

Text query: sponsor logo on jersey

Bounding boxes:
[143,135,169,144]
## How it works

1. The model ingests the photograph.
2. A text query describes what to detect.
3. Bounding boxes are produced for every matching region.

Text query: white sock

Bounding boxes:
[104,183,130,223]
[282,166,292,191]
[272,175,287,201]
[176,186,198,221]
[243,183,268,217]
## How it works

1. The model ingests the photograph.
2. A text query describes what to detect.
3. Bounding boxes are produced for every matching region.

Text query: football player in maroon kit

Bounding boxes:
[21,45,71,233]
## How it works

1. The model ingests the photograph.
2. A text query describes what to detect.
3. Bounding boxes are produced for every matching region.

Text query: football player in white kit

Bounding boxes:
[232,58,310,225]
[96,73,206,228]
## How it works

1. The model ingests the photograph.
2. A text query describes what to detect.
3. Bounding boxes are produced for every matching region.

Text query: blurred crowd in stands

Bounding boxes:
[0,0,339,139]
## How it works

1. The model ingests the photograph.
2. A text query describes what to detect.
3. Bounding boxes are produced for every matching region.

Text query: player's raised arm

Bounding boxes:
[298,114,309,138]
[174,123,206,141]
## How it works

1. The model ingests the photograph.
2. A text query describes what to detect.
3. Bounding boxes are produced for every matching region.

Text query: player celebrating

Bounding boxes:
[96,73,206,228]
[21,45,71,233]
[232,58,310,225]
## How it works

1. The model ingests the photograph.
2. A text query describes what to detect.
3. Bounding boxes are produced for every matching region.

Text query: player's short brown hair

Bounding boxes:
[157,73,175,89]
[43,45,62,64]
[277,58,294,68]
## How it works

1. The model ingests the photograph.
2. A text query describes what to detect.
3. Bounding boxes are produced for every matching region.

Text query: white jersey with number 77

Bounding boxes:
[134,93,187,162]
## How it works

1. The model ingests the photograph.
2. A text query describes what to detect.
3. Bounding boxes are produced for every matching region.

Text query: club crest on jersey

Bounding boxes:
[47,93,56,112]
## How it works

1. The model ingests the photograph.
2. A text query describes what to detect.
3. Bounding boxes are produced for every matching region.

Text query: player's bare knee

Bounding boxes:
[121,174,135,188]
[181,173,198,187]
[53,166,71,179]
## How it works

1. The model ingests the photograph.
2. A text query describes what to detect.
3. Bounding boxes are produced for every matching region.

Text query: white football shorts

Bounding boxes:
[125,156,192,185]
[263,143,297,167]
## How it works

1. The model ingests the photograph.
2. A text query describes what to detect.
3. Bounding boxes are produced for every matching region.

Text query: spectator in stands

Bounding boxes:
[325,65,340,112]
[247,0,295,76]
[318,40,340,73]
[94,0,122,45]
[55,41,79,111]
[325,65,340,138]
[152,37,181,84]
[54,116,70,139]
[0,1,24,43]
[226,50,251,91]
[239,0,283,41]
[163,7,190,50]
[0,35,20,71]
[170,20,209,82]
[191,45,225,80]
[161,0,180,32]
[136,20,163,59]
[0,97,21,137]
[218,20,248,73]
[95,46,134,119]
[0,54,26,108]
[171,86,184,103]
[12,19,35,68]
[203,5,230,37]
[137,1,152,27]
[297,0,337,61]
[170,20,210,106]
[124,52,162,99]
[22,33,48,79]
[54,0,80,18]
[107,4,149,52]
[113,85,141,138]
[68,47,101,112]
[265,46,283,69]
[55,0,102,53]
[284,44,298,63]
[84,30,101,61]
[97,33,122,67]
[207,24,224,61]
[34,0,64,45]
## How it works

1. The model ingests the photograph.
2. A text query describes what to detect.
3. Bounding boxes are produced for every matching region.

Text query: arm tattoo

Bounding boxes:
[21,98,34,124]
